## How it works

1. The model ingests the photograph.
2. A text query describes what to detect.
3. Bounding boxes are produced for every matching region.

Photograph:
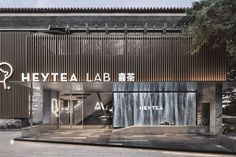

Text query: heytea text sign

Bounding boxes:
[21,72,135,82]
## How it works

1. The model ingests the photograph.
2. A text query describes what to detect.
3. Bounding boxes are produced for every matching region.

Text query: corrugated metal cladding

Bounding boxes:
[0,32,29,118]
[0,32,227,118]
[27,33,226,82]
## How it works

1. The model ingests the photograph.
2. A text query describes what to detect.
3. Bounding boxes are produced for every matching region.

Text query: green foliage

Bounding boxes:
[223,88,236,116]
[227,66,236,81]
[184,0,236,55]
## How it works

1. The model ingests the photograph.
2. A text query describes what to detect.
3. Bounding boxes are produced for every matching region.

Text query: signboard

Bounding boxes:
[21,72,135,82]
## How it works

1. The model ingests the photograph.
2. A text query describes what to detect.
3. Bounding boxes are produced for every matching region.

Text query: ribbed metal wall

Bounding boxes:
[0,32,227,118]
[0,32,29,118]
[27,33,226,82]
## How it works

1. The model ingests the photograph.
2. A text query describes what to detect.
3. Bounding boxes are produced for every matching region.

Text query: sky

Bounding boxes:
[0,0,200,8]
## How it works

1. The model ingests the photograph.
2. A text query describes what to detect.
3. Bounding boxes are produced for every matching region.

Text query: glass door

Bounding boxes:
[58,83,113,129]
[59,90,84,129]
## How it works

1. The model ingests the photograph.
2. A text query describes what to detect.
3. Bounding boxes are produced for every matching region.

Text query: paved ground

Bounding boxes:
[0,131,235,157]
[19,128,233,153]
[20,129,230,152]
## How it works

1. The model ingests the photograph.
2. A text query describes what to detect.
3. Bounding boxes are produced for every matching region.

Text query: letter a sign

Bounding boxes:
[95,102,104,111]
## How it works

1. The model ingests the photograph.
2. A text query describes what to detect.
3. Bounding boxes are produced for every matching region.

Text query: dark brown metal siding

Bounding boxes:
[0,32,227,118]
[27,33,226,82]
[0,32,29,118]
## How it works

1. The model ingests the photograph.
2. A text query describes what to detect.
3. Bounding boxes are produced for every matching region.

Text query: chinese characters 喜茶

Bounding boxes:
[118,73,135,81]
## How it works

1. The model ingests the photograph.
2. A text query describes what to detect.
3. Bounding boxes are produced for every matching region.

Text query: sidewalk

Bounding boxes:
[15,128,235,154]
[0,131,235,157]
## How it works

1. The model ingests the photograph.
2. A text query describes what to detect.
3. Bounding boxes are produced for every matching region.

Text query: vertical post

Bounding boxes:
[58,96,61,128]
[198,83,223,135]
[85,23,89,34]
[82,92,84,129]
[144,23,147,34]
[70,83,73,128]
[124,23,127,34]
[69,101,72,128]
[105,23,109,34]
[213,84,223,134]
[30,82,33,128]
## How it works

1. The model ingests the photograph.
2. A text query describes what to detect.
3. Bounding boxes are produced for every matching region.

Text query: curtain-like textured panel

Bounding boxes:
[113,92,196,127]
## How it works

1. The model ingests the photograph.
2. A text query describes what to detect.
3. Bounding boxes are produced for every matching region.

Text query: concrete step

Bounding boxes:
[112,125,209,135]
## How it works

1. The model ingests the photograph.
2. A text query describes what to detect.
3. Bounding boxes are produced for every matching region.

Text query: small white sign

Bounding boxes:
[0,62,13,90]
[95,102,104,111]
[139,106,163,111]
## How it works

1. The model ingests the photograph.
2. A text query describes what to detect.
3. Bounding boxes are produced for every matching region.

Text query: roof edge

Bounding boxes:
[0,7,187,13]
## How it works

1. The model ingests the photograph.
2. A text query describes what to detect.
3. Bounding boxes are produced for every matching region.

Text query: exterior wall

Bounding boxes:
[0,31,227,119]
[0,32,30,118]
[26,33,226,82]
[42,90,59,124]
[32,89,43,124]
[198,84,223,135]
[0,83,29,118]
[0,32,227,82]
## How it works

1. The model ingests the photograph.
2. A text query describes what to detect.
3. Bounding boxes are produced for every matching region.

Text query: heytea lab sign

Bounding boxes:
[21,72,135,82]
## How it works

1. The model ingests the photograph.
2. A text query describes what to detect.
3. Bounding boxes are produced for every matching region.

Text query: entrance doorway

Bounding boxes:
[59,92,113,129]
[197,103,210,126]
[59,92,84,128]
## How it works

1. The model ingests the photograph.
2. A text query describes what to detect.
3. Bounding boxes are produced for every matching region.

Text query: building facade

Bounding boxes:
[0,1,227,135]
